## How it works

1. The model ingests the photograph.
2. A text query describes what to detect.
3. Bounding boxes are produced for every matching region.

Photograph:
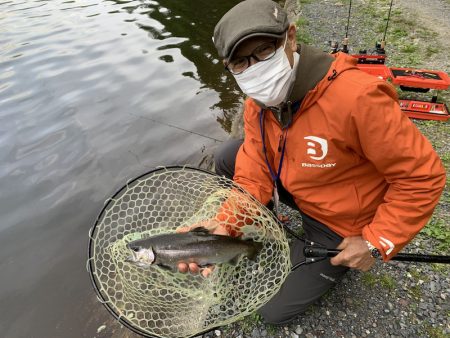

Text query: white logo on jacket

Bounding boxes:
[379,236,395,255]
[304,136,328,160]
[301,136,336,168]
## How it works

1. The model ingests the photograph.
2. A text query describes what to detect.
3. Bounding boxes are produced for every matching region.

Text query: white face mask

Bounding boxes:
[233,35,299,107]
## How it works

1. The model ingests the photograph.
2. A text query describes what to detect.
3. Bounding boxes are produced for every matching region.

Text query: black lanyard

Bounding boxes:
[259,101,301,178]
[259,108,289,184]
[259,102,300,213]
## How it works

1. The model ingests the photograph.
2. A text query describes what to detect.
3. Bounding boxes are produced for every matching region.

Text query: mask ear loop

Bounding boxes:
[282,31,288,50]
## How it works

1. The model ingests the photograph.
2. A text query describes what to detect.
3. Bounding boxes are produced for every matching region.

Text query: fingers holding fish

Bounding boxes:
[177,261,215,277]
[177,262,189,273]
[200,266,214,278]
[178,262,200,275]
[175,223,230,276]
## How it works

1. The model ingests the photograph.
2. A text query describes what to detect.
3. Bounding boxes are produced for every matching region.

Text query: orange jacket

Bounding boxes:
[234,52,446,260]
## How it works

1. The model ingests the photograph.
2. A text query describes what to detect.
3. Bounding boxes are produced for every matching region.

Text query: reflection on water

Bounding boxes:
[126,0,245,129]
[0,0,242,337]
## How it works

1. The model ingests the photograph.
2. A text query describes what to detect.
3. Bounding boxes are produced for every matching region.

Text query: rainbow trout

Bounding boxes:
[126,227,263,271]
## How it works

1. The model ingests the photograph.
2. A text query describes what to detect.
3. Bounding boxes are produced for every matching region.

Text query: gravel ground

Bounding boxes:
[207,1,450,337]
[394,0,450,52]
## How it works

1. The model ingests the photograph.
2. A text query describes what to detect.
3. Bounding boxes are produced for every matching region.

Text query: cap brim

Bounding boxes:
[226,32,286,60]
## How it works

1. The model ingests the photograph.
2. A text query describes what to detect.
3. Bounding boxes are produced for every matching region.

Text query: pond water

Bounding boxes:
[0,0,243,336]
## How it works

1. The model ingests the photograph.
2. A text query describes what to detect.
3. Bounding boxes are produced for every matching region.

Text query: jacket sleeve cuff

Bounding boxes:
[362,227,390,262]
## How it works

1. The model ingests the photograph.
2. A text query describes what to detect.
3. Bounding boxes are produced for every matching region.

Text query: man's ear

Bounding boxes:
[287,24,298,52]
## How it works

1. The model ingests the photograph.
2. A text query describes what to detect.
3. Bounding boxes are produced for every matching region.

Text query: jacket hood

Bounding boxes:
[295,46,360,112]
[287,43,334,103]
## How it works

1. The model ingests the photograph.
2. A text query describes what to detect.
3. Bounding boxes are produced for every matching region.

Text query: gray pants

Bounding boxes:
[215,139,349,325]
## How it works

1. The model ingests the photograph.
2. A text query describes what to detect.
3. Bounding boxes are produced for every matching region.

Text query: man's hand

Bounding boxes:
[176,220,229,277]
[330,236,375,271]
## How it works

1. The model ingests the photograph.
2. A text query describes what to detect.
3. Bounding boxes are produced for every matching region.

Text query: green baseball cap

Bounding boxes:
[213,0,289,60]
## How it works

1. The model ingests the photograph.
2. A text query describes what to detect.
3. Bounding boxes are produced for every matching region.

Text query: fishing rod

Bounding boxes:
[330,0,352,54]
[381,0,394,50]
[131,112,225,143]
[341,0,352,53]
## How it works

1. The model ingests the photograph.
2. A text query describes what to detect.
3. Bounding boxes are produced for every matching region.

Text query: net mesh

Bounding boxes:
[88,167,291,338]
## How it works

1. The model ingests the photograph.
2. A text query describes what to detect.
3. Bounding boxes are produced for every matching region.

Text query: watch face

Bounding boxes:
[371,248,381,258]
[365,240,380,258]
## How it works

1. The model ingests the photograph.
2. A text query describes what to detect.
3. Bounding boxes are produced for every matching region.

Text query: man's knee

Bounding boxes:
[214,139,243,179]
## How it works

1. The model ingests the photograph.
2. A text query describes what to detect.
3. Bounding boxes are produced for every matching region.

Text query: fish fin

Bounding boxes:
[190,227,210,234]
[157,263,175,272]
[229,255,241,266]
[247,242,263,261]
[247,251,258,261]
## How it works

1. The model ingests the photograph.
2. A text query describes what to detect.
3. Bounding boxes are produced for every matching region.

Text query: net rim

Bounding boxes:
[87,165,224,338]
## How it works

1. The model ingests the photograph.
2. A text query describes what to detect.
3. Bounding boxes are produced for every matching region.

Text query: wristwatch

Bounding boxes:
[365,240,381,259]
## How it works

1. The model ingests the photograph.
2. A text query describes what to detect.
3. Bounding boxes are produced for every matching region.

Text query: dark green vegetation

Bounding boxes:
[230,312,279,337]
[296,16,313,44]
[361,271,397,290]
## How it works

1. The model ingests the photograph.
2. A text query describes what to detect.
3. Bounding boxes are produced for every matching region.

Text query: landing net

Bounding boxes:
[87,166,290,338]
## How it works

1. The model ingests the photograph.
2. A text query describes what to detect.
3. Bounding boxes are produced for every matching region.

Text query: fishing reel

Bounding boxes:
[328,38,349,54]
